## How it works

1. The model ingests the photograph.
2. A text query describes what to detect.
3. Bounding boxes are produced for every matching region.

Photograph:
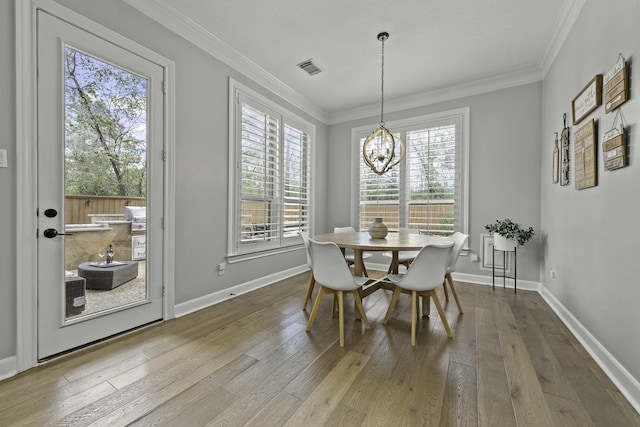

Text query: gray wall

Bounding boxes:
[328,83,543,281]
[540,0,640,381]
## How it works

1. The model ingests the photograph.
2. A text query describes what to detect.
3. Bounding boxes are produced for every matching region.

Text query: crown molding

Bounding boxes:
[328,66,542,125]
[539,0,587,77]
[123,0,329,124]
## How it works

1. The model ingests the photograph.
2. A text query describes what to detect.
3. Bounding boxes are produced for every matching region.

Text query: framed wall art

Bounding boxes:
[574,119,597,190]
[572,75,602,125]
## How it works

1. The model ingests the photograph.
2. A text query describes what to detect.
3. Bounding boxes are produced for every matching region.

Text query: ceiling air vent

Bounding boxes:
[297,59,322,76]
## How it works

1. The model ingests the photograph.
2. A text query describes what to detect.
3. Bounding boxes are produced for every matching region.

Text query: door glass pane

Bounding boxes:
[63,47,148,320]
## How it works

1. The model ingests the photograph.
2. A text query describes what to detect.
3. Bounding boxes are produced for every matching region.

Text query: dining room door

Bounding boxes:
[36,10,164,359]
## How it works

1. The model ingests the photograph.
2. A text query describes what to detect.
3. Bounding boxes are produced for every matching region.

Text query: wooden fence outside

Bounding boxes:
[360,202,454,234]
[65,195,146,225]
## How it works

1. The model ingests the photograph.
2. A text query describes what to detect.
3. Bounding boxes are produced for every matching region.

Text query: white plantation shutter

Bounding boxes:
[239,101,281,246]
[231,82,313,256]
[283,123,311,238]
[406,125,456,234]
[359,137,400,231]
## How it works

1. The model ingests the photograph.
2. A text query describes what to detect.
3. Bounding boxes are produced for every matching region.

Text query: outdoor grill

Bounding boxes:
[124,206,146,232]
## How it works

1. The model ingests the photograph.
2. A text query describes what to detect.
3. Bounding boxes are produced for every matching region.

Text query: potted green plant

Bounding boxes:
[485,218,534,250]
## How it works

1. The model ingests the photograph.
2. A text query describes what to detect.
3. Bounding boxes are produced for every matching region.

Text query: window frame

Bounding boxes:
[351,107,469,243]
[228,79,314,261]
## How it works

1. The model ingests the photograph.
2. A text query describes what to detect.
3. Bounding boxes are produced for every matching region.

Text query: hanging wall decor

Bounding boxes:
[552,132,559,184]
[561,113,570,186]
[574,119,597,190]
[604,54,629,113]
[572,75,603,125]
[603,109,627,171]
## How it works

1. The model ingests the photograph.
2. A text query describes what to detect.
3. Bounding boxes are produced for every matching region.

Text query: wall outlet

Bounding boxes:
[0,149,7,168]
[218,262,226,276]
[470,253,479,262]
[550,269,556,279]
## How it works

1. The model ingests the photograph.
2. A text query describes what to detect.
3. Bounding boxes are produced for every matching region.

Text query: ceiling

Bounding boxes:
[125,0,583,123]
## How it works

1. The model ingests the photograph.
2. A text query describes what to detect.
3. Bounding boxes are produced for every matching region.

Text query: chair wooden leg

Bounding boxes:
[302,274,316,310]
[446,273,463,313]
[306,286,325,332]
[352,290,370,329]
[383,286,402,324]
[430,290,453,338]
[442,278,450,301]
[421,295,431,317]
[338,290,345,347]
[411,291,418,346]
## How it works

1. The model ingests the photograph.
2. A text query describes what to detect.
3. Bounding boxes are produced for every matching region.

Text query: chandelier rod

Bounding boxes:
[378,32,388,126]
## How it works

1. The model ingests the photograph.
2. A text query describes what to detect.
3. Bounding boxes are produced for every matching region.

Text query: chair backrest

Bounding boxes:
[447,232,469,273]
[300,231,311,267]
[333,226,356,256]
[309,238,360,291]
[334,226,355,234]
[400,243,453,291]
[399,228,419,234]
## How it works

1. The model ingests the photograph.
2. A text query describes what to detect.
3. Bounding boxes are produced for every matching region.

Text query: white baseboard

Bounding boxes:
[173,265,308,317]
[539,284,640,415]
[0,356,17,382]
[452,272,540,292]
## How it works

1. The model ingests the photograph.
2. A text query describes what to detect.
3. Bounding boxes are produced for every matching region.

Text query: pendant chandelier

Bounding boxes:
[363,32,405,176]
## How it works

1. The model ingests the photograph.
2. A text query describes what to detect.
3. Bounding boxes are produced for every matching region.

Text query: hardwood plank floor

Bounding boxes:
[1,272,639,426]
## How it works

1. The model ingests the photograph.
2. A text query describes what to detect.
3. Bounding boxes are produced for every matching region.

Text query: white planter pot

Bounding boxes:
[493,233,518,251]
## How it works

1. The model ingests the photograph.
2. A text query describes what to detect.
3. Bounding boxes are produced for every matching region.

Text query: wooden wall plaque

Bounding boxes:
[603,127,626,170]
[604,55,629,113]
[574,119,597,190]
[572,75,603,125]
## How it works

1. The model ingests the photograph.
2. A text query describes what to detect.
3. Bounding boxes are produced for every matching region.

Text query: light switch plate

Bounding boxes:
[0,149,7,168]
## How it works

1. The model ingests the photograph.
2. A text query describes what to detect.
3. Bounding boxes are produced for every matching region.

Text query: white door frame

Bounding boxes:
[15,0,175,372]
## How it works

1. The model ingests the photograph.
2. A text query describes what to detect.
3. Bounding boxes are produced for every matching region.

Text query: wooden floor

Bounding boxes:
[1,272,639,426]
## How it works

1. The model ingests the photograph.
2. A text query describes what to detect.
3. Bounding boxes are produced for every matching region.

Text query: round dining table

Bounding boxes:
[315,231,452,274]
[314,230,454,312]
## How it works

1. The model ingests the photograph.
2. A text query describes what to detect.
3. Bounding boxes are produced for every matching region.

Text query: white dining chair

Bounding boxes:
[442,232,468,313]
[300,231,316,310]
[306,238,371,347]
[382,242,454,346]
[382,228,420,273]
[334,226,372,277]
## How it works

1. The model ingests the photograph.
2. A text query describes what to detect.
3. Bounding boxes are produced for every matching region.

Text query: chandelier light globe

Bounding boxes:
[363,31,405,176]
[363,125,405,175]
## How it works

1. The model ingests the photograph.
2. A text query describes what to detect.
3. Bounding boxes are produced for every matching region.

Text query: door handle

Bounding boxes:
[43,228,73,238]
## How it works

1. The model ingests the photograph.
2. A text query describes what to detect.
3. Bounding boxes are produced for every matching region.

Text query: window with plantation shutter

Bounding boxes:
[406,124,456,234]
[230,80,313,257]
[354,108,469,238]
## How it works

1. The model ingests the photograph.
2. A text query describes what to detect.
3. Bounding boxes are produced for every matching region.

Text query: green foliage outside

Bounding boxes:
[64,48,147,197]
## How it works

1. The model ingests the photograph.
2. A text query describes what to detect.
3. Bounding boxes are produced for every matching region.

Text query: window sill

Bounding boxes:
[227,244,303,264]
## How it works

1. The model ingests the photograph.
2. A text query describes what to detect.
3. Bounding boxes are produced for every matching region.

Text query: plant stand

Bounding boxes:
[492,245,517,293]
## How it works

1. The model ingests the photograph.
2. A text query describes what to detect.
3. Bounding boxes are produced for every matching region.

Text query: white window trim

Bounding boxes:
[227,78,315,263]
[350,107,470,247]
